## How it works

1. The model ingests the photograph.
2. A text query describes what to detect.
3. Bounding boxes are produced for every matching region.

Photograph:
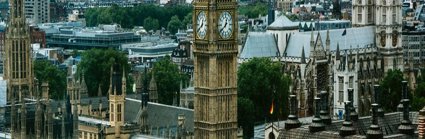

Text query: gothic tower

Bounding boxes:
[148,70,158,103]
[375,0,403,71]
[108,64,126,138]
[193,0,238,137]
[6,0,33,137]
[5,0,33,102]
[352,0,375,26]
[352,0,403,71]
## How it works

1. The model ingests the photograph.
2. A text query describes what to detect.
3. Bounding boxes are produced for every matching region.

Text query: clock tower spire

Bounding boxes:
[193,0,238,138]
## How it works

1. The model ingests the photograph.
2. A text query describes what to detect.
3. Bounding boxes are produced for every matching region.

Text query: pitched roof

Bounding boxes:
[285,26,375,58]
[240,32,280,59]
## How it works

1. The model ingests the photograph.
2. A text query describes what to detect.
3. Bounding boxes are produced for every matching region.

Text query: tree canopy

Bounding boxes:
[34,60,67,99]
[238,2,268,18]
[167,15,183,34]
[143,17,160,31]
[237,58,290,138]
[77,49,133,97]
[152,56,182,105]
[412,69,425,111]
[380,69,406,112]
[85,4,192,29]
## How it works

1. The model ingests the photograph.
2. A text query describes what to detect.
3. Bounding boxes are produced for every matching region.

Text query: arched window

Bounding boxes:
[269,132,275,139]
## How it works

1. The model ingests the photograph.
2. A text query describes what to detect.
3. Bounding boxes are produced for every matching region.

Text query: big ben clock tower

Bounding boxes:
[193,0,238,138]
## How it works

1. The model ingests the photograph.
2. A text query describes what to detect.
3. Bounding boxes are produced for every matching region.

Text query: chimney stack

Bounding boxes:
[348,88,358,121]
[373,85,384,117]
[366,103,383,139]
[339,101,356,137]
[285,95,301,130]
[309,97,325,132]
[398,81,414,135]
[418,107,425,138]
[319,91,331,125]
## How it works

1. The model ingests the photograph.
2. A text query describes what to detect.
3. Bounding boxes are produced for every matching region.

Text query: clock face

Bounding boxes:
[218,11,233,39]
[196,11,207,39]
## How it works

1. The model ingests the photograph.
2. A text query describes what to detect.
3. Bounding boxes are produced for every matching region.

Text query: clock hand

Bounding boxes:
[198,21,203,31]
[220,21,228,33]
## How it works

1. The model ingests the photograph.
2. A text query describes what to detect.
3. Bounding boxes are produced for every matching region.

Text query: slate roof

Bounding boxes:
[240,32,280,59]
[285,26,375,58]
[278,112,419,139]
[267,15,299,30]
[124,98,194,132]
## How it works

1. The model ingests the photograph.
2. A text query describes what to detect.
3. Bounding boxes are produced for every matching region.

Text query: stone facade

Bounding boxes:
[193,0,239,138]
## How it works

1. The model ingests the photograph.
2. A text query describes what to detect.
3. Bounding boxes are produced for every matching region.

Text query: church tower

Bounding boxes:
[193,0,238,138]
[352,0,403,71]
[108,64,126,138]
[352,0,375,26]
[5,0,33,102]
[5,0,33,137]
[375,0,403,71]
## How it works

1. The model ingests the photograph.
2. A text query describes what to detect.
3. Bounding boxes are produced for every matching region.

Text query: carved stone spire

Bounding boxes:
[301,46,306,64]
[149,70,158,103]
[326,29,330,53]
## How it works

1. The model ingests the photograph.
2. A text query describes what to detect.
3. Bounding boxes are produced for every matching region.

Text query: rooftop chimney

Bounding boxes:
[418,107,425,138]
[366,103,383,139]
[285,95,301,130]
[319,91,331,125]
[309,97,325,132]
[398,81,414,135]
[339,101,356,137]
[373,85,384,117]
[348,88,358,121]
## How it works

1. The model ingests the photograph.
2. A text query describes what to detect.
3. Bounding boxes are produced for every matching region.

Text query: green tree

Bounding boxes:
[167,15,182,35]
[239,2,268,18]
[380,69,405,112]
[143,17,160,31]
[237,58,290,138]
[152,56,181,105]
[34,60,67,99]
[182,12,192,28]
[77,49,132,97]
[84,4,192,28]
[238,98,255,139]
[412,96,425,111]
